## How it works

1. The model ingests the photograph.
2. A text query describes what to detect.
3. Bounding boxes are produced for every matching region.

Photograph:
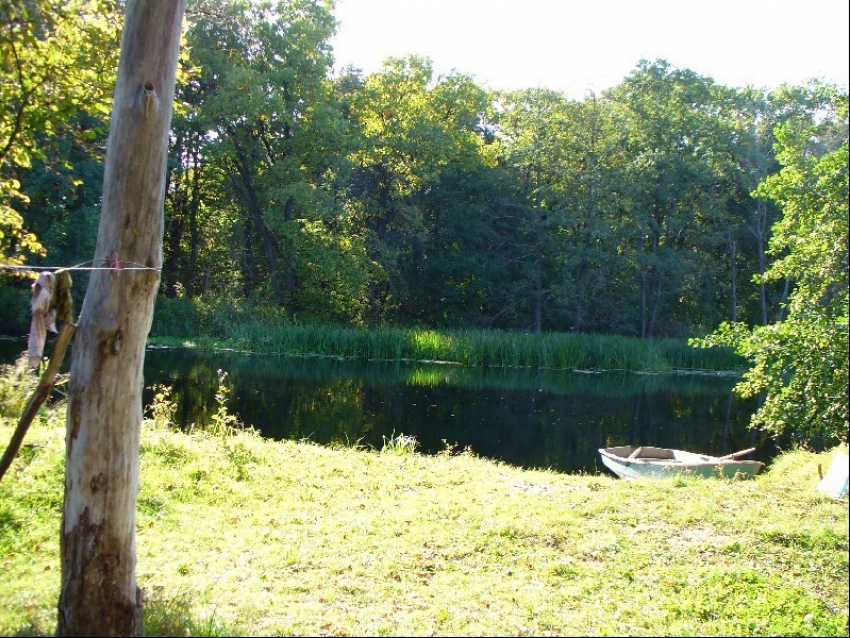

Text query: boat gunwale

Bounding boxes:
[598,447,765,476]
[599,447,762,463]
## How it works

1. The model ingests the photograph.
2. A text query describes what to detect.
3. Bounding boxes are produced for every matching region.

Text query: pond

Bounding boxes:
[1,338,780,474]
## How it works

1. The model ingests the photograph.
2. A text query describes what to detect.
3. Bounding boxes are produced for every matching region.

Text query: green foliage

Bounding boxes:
[0,286,29,333]
[609,61,742,336]
[161,0,371,321]
[697,96,849,444]
[151,296,290,339]
[17,111,105,271]
[344,55,492,317]
[0,0,119,265]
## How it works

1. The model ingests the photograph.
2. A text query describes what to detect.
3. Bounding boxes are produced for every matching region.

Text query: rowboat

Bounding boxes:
[598,445,764,479]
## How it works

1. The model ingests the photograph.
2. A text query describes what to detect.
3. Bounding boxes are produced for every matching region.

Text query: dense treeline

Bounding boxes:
[1,0,847,339]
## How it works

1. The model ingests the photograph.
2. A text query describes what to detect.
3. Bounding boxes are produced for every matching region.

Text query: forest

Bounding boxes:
[2,0,846,339]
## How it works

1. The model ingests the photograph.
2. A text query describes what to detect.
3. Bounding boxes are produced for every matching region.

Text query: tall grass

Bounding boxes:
[151,297,742,372]
[0,356,38,416]
[153,321,743,374]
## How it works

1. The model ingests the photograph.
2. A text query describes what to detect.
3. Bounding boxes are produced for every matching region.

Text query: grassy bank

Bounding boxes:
[150,317,742,373]
[1,389,847,635]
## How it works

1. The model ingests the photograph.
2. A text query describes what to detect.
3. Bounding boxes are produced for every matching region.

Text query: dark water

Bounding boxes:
[1,338,779,474]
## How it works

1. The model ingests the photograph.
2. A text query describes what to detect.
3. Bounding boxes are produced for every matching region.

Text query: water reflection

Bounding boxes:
[0,338,776,474]
[141,348,776,474]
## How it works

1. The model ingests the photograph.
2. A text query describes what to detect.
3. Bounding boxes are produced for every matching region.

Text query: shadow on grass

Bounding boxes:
[144,590,240,637]
[3,591,239,638]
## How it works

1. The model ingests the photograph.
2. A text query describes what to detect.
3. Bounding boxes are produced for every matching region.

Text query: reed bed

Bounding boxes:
[153,316,743,373]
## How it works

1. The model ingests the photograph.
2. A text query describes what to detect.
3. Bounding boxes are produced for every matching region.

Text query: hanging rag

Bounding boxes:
[28,271,57,368]
[50,269,74,324]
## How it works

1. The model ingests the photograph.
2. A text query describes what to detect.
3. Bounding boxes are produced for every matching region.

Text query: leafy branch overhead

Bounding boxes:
[696,97,849,443]
[0,0,120,265]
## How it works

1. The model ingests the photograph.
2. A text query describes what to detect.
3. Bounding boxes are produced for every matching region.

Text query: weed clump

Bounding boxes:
[0,355,37,417]
[380,432,419,455]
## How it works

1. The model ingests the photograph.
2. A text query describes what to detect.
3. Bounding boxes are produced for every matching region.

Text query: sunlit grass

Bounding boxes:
[150,321,743,373]
[0,383,846,636]
[148,297,743,372]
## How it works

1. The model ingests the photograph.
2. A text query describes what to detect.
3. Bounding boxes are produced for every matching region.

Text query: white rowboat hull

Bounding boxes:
[599,445,764,480]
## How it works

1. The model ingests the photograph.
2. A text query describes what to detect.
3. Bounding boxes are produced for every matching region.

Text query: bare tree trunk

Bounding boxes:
[58,2,186,636]
[572,294,584,332]
[533,224,543,334]
[163,131,185,296]
[225,160,285,304]
[647,271,664,338]
[533,168,544,334]
[751,200,769,325]
[776,277,791,322]
[640,268,647,339]
[187,144,203,296]
[729,233,738,322]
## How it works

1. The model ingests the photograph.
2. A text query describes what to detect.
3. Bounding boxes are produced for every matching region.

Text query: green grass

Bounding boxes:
[149,321,743,373]
[1,389,847,636]
[147,296,744,372]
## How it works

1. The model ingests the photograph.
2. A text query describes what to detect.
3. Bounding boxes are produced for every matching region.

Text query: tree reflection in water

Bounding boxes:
[142,348,780,474]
